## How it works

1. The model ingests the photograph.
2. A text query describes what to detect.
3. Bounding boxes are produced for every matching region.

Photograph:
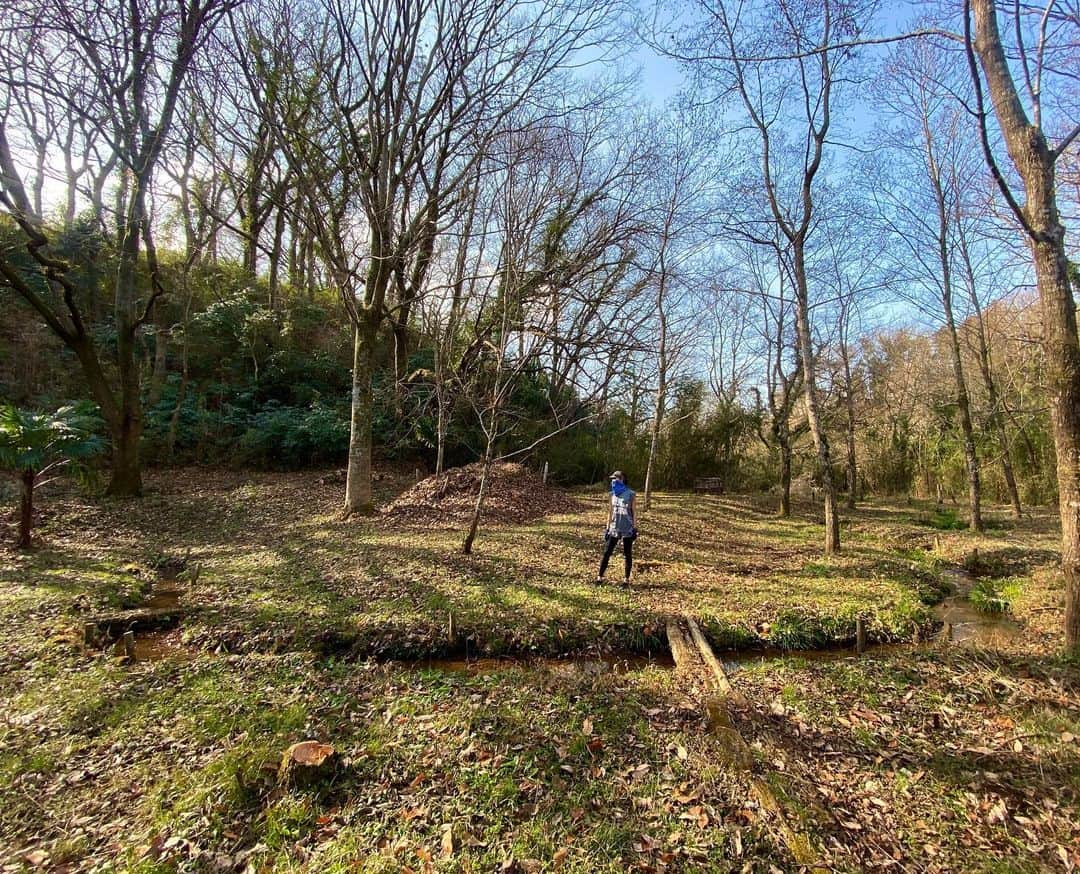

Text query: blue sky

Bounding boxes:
[629,1,925,109]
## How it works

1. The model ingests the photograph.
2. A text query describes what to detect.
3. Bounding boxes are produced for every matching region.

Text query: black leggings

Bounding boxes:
[599,534,633,580]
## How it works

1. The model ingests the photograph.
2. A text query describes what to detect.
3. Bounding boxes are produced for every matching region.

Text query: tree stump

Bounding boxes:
[278,741,336,788]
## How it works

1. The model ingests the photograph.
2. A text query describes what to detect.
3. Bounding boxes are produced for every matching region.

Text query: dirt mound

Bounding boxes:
[382,462,583,525]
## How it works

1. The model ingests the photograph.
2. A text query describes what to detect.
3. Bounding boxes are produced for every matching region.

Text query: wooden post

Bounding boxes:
[542,461,549,484]
[122,630,136,661]
[448,611,455,644]
[855,616,867,654]
[414,467,421,482]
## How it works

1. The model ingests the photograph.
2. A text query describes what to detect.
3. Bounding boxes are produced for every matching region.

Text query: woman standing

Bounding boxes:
[596,470,637,587]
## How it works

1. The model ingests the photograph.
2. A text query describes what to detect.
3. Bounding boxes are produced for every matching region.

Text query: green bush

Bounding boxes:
[238,403,350,469]
[968,578,1019,614]
[920,508,967,531]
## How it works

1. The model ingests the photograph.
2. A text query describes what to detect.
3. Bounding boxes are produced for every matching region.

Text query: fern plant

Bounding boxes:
[0,404,103,548]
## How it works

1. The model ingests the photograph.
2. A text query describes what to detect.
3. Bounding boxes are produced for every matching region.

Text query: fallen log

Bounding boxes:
[665,619,698,674]
[686,618,735,699]
[674,617,821,870]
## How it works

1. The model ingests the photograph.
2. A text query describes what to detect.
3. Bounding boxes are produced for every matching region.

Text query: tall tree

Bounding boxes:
[964,0,1080,649]
[668,0,869,553]
[877,39,984,531]
[640,108,712,511]
[0,0,233,495]
[745,242,805,518]
[952,178,1024,518]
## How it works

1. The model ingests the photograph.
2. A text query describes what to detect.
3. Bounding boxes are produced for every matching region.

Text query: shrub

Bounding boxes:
[237,403,349,469]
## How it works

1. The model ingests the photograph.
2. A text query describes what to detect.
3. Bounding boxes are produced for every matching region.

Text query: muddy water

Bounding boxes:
[144,588,182,610]
[934,567,1020,647]
[111,629,194,662]
[413,652,675,676]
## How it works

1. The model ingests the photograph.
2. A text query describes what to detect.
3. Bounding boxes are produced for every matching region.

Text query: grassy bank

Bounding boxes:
[1,469,1021,664]
[1,468,1075,871]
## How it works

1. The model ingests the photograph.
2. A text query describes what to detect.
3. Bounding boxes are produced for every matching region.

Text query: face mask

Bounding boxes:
[611,480,627,497]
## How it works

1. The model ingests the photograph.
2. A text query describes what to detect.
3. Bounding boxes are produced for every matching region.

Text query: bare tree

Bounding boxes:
[877,39,985,531]
[741,240,805,516]
[669,0,869,552]
[952,178,1024,518]
[964,0,1080,647]
[639,108,714,511]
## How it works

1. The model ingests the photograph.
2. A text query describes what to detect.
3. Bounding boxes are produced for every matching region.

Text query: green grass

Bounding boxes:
[6,471,963,661]
[919,507,968,530]
[969,577,1022,614]
[0,469,1073,872]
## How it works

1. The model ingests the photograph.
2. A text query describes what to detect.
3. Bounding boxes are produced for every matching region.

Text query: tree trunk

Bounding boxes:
[343,322,377,517]
[643,382,664,511]
[1032,235,1080,650]
[778,436,792,518]
[18,469,34,548]
[107,417,143,496]
[109,175,148,497]
[148,328,168,408]
[392,320,409,416]
[840,342,857,510]
[644,274,669,512]
[268,203,286,311]
[462,450,493,555]
[435,390,448,475]
[942,294,983,532]
[792,246,839,554]
[969,0,1080,651]
[956,205,1022,519]
[166,369,188,462]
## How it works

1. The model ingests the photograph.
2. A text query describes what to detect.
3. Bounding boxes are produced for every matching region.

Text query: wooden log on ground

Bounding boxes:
[686,618,735,699]
[665,619,698,674]
[750,778,825,871]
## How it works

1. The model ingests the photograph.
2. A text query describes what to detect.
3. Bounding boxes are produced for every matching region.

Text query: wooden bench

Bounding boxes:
[693,477,724,494]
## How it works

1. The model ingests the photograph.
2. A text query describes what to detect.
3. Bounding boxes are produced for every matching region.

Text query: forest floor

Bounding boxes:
[1,468,1077,872]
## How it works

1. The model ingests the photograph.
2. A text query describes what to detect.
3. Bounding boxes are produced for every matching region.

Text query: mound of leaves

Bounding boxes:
[382,462,583,525]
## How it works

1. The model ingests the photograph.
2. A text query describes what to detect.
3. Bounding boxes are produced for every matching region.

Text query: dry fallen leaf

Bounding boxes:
[987,799,1008,825]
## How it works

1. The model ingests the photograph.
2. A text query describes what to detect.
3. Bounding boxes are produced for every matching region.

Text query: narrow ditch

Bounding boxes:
[90,562,1019,669]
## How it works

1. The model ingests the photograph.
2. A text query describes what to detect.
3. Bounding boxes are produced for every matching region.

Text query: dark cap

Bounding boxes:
[609,470,624,481]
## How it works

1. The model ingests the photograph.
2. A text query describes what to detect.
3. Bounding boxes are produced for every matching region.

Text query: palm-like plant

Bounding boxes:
[0,404,103,548]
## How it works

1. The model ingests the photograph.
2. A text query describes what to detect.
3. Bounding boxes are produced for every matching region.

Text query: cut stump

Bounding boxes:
[279,741,337,788]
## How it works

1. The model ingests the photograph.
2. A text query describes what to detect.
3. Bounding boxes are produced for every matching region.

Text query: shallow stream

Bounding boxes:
[112,565,1021,668]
